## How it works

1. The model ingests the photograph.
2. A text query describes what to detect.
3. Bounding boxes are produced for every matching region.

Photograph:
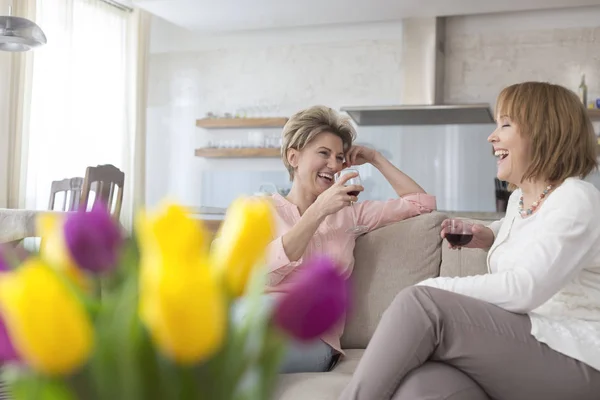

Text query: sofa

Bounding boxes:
[273,211,497,400]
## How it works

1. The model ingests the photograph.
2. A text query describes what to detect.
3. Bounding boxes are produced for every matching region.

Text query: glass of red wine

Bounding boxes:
[445,219,473,249]
[336,168,369,235]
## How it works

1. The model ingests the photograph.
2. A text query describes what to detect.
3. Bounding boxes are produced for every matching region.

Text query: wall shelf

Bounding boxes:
[196,117,288,129]
[194,148,280,158]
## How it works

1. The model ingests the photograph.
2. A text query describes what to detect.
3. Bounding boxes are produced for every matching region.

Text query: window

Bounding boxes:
[25,0,131,215]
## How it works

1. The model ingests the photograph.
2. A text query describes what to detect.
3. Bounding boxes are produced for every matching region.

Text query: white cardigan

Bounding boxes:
[419,177,600,371]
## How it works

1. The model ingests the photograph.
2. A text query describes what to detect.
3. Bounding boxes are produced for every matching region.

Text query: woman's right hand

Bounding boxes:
[311,172,364,219]
[441,219,495,250]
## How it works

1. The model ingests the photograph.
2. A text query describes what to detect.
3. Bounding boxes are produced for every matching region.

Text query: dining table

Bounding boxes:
[1,205,226,246]
[0,208,67,245]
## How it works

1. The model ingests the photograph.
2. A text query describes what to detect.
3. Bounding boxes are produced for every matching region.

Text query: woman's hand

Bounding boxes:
[344,145,379,167]
[282,176,361,263]
[441,220,495,250]
[311,172,364,219]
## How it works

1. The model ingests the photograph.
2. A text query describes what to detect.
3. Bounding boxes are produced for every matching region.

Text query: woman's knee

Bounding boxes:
[381,286,432,323]
[385,286,458,325]
[390,285,437,310]
[395,285,466,307]
[392,362,490,400]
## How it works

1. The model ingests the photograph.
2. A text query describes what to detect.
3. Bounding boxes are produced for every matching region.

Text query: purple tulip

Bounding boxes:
[0,244,29,272]
[0,248,19,362]
[0,314,19,362]
[63,202,123,274]
[273,255,350,342]
[0,246,9,272]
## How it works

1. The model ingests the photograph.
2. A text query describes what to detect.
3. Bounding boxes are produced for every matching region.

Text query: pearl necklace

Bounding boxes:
[518,184,553,217]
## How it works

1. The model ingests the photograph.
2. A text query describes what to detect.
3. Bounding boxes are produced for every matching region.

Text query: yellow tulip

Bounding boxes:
[136,203,226,365]
[36,213,90,290]
[211,197,275,297]
[0,259,93,376]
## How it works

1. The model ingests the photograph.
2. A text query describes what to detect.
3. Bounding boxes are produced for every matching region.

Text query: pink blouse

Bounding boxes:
[265,192,437,353]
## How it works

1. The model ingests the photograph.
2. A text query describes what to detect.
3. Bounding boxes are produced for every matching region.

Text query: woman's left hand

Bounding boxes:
[343,145,379,167]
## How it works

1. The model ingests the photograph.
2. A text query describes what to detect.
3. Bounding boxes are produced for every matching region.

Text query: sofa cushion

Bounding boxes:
[341,212,445,349]
[439,218,490,278]
[439,245,488,277]
[273,349,364,400]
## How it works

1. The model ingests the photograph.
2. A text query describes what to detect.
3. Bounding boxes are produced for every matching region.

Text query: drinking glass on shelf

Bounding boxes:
[445,219,473,250]
[249,131,265,148]
[267,135,280,148]
[335,168,369,235]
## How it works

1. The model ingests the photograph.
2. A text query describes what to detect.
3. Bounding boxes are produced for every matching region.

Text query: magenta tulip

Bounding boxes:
[0,246,8,272]
[273,255,349,341]
[0,250,18,362]
[63,202,123,274]
[0,314,18,362]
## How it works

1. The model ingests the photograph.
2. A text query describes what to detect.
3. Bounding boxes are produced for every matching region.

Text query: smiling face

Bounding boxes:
[287,132,345,198]
[488,115,531,185]
[489,82,598,190]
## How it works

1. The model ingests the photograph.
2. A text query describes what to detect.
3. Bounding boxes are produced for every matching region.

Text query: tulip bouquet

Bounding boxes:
[0,198,349,400]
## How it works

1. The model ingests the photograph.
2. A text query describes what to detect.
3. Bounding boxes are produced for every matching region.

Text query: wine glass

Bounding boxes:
[445,219,473,250]
[336,168,369,235]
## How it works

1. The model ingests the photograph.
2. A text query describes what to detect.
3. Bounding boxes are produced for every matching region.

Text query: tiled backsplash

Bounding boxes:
[199,169,290,207]
[194,123,499,212]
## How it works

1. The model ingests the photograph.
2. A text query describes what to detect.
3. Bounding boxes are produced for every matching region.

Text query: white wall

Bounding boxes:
[444,6,600,106]
[443,5,600,189]
[147,20,409,208]
[147,5,600,211]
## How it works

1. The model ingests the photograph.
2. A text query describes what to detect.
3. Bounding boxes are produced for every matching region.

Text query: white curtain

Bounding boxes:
[0,0,36,209]
[126,7,151,225]
[25,0,148,228]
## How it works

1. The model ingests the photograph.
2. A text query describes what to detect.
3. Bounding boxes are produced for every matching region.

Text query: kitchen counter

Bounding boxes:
[186,206,227,215]
[185,206,226,235]
[186,206,506,221]
[439,210,505,221]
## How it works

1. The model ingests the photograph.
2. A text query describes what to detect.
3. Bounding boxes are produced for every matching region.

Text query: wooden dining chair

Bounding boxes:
[80,164,125,219]
[48,177,84,211]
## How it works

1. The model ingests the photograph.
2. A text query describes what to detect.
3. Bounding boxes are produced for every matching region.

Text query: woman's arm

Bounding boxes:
[342,147,437,232]
[344,146,426,197]
[266,207,324,286]
[280,206,323,262]
[418,194,600,313]
[354,194,436,232]
[371,152,426,196]
[267,173,364,286]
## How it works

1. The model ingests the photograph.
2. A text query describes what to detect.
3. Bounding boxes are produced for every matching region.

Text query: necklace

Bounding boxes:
[518,184,553,217]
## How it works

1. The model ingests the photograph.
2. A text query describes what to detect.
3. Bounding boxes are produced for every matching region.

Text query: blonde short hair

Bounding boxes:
[496,81,598,187]
[281,105,356,180]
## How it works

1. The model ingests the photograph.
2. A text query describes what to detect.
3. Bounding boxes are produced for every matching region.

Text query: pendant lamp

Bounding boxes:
[0,6,46,52]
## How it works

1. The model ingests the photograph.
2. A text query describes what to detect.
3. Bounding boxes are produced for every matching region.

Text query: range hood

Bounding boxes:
[341,17,494,126]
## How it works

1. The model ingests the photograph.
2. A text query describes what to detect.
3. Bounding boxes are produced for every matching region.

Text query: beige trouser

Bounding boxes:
[339,286,600,400]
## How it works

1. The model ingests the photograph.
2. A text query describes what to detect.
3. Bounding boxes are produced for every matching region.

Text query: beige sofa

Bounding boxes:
[274,211,497,400]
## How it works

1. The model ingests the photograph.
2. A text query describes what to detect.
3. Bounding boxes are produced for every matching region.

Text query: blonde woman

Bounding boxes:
[266,105,436,373]
[340,82,600,400]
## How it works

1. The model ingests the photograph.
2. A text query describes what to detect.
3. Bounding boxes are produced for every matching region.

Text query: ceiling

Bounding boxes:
[133,0,600,33]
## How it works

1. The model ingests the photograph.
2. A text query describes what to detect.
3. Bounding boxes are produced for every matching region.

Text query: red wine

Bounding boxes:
[348,191,360,197]
[446,233,473,247]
